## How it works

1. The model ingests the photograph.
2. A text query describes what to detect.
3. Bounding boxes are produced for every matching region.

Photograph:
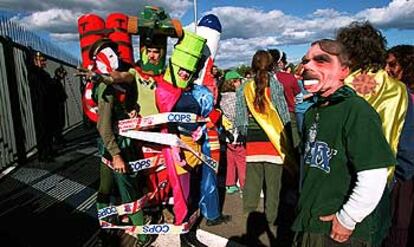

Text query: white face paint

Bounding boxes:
[96,47,119,73]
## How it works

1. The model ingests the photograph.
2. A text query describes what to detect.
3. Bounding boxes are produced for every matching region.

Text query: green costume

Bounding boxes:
[292,87,396,246]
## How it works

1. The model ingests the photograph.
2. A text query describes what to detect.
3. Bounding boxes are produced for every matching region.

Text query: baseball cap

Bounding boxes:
[224,70,243,80]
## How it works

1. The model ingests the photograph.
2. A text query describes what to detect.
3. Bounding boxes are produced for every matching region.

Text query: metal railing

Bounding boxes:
[0,15,79,65]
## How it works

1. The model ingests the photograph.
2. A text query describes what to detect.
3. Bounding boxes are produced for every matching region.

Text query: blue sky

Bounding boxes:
[0,0,413,68]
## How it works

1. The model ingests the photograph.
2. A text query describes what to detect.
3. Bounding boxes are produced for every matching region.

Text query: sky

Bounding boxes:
[0,0,413,68]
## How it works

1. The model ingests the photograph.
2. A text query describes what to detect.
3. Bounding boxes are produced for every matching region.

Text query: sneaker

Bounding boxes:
[205,214,231,226]
[180,231,207,247]
[226,185,239,194]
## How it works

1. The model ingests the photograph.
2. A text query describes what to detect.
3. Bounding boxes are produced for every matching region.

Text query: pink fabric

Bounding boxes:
[155,79,182,112]
[162,145,188,225]
[225,144,246,189]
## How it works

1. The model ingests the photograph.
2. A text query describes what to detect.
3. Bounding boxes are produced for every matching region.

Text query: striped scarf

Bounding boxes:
[235,72,290,136]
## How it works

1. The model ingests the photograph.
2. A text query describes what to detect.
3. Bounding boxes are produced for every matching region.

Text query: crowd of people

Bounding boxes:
[218,21,414,247]
[26,5,413,247]
[207,21,414,247]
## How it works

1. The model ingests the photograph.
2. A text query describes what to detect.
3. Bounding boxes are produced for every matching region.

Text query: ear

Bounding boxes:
[339,65,350,80]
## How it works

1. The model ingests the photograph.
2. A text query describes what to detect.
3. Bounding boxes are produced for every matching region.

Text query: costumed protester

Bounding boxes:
[127,7,183,221]
[382,44,414,247]
[337,21,411,182]
[220,71,246,195]
[163,29,228,246]
[27,51,55,163]
[291,39,395,247]
[193,14,231,227]
[235,50,293,240]
[83,6,184,226]
[89,39,152,247]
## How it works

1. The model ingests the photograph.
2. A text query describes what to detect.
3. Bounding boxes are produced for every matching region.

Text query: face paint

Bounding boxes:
[95,47,119,74]
[177,68,191,81]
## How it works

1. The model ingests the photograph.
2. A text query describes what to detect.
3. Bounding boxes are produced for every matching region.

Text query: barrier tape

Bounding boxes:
[100,210,200,235]
[101,154,165,173]
[118,112,209,132]
[119,130,218,173]
[98,180,169,220]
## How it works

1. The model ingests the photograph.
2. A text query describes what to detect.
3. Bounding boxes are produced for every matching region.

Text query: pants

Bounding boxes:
[225,143,246,189]
[243,162,283,225]
[296,112,305,138]
[382,179,414,247]
[293,232,372,247]
[97,163,146,241]
[290,112,301,149]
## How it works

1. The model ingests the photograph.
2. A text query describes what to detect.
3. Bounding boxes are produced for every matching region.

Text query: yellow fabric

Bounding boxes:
[345,69,408,179]
[244,80,288,161]
[128,68,159,116]
[221,115,233,130]
[175,135,201,175]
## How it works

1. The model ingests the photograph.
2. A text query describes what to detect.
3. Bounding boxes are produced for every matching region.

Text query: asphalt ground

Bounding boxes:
[0,125,297,247]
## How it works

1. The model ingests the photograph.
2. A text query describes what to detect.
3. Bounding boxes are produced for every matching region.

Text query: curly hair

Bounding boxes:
[336,21,387,73]
[388,45,414,89]
[251,50,273,113]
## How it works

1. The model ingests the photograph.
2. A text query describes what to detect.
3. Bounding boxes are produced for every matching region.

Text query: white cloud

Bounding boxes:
[11,8,80,33]
[7,1,193,40]
[50,33,79,41]
[209,0,414,67]
[3,0,414,68]
[357,0,414,29]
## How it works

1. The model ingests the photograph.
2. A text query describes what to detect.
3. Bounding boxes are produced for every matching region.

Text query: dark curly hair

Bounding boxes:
[336,21,387,73]
[388,45,414,89]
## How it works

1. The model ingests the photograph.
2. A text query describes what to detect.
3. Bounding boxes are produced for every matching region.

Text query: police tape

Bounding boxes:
[98,180,169,220]
[100,210,200,235]
[119,130,218,173]
[101,154,166,173]
[118,112,209,132]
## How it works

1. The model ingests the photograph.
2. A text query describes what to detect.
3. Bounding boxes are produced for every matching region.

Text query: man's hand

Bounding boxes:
[112,155,127,173]
[319,214,353,243]
[75,67,94,79]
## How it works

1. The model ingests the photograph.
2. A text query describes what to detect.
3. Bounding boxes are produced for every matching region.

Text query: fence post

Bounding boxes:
[1,37,27,164]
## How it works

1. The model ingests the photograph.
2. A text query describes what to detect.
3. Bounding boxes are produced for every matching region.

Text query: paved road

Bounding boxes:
[0,126,295,247]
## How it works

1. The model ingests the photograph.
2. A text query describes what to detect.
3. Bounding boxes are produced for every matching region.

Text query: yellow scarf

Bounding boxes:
[345,69,408,179]
[244,80,292,164]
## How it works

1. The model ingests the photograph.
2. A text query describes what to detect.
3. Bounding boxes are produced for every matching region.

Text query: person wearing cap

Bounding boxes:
[28,51,55,163]
[220,70,246,195]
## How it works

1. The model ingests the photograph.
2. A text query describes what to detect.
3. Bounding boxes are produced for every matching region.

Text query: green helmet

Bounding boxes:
[164,30,206,88]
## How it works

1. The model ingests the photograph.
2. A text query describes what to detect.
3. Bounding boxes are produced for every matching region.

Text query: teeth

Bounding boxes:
[303,79,319,85]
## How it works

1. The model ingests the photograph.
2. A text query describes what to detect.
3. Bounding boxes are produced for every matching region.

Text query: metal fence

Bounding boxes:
[0,35,84,170]
[0,16,79,65]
